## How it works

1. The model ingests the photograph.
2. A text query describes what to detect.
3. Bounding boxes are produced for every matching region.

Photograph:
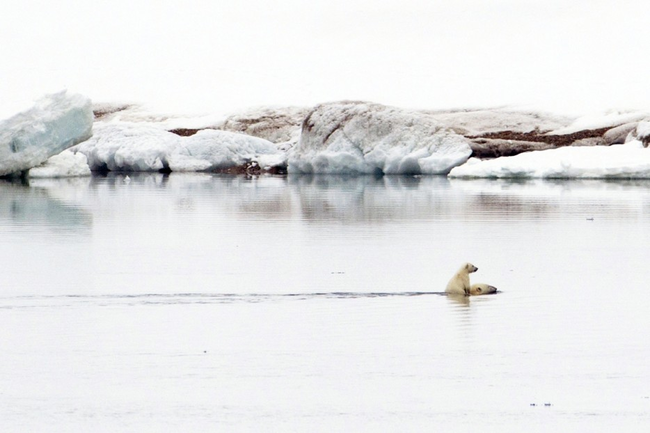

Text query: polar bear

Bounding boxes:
[469,283,498,295]
[445,262,478,296]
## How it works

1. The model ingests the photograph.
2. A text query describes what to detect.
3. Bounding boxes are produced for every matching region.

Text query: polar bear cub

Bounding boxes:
[445,262,478,296]
[469,283,498,295]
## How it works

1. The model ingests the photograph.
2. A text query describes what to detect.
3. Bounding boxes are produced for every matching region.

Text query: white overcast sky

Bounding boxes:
[1,0,648,116]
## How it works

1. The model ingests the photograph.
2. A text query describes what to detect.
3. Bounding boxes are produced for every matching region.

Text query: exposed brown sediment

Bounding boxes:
[467,127,613,158]
[470,127,612,146]
[92,105,133,120]
[168,128,209,137]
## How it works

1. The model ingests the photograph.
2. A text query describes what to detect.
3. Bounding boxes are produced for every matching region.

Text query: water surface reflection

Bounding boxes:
[25,173,647,224]
[0,180,92,233]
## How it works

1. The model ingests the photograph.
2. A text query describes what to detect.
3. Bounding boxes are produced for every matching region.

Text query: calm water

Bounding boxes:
[1,174,649,432]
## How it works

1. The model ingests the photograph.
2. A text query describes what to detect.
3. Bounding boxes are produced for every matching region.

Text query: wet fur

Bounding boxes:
[469,283,498,295]
[445,262,478,296]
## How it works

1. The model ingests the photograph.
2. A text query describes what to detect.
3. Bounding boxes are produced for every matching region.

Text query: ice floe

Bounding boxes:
[0,91,93,176]
[288,101,472,175]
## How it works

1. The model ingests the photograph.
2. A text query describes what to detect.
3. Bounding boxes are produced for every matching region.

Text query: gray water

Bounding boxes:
[1,174,649,432]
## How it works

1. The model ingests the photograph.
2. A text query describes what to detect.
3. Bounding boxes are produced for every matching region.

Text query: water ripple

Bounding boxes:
[0,291,501,308]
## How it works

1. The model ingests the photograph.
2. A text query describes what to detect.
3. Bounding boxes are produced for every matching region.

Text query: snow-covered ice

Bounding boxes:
[289,101,472,175]
[449,140,650,179]
[75,123,180,172]
[169,129,284,172]
[0,91,93,176]
[75,123,284,173]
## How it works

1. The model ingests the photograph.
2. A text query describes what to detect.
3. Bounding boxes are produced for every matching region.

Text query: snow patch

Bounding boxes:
[92,103,227,131]
[550,111,650,135]
[449,141,650,179]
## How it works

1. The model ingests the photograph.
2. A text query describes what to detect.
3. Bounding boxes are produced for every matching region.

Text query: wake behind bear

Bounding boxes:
[445,262,498,296]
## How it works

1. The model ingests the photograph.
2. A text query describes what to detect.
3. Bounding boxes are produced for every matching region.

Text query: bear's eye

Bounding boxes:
[477,288,482,293]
